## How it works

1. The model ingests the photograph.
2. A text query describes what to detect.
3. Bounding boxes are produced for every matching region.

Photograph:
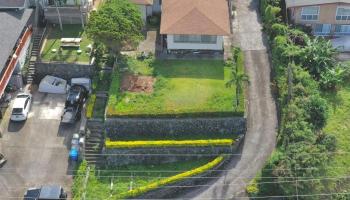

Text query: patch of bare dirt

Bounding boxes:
[121,73,156,93]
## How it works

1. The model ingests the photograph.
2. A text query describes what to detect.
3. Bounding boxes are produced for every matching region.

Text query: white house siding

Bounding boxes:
[152,0,162,13]
[146,5,153,16]
[138,5,147,23]
[166,35,224,50]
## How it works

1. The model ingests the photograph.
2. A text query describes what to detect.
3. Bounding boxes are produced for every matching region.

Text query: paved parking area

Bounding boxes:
[0,89,80,199]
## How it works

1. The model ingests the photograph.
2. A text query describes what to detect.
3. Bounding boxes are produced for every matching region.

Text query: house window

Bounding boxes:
[314,24,331,35]
[301,6,319,21]
[335,25,350,34]
[173,35,217,44]
[336,7,350,20]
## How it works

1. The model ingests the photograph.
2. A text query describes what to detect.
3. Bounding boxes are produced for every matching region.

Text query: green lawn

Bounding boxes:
[80,158,213,199]
[107,59,244,117]
[41,25,92,63]
[321,82,350,191]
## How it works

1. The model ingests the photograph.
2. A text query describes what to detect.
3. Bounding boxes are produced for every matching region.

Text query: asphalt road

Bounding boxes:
[181,0,278,199]
[0,89,79,199]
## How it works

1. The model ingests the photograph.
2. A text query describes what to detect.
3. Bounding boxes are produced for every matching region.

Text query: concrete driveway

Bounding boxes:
[0,88,79,199]
[181,0,277,199]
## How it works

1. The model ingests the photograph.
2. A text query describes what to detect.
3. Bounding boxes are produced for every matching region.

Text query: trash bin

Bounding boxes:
[69,148,79,161]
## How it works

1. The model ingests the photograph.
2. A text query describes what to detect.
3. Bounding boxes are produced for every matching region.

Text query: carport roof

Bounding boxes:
[0,9,33,73]
[0,0,26,8]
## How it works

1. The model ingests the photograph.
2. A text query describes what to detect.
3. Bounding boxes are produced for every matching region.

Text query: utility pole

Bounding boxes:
[55,0,63,31]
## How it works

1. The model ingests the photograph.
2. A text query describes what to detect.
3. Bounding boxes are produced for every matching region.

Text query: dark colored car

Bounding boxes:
[0,153,7,168]
[24,185,67,200]
[61,104,82,124]
[65,85,87,106]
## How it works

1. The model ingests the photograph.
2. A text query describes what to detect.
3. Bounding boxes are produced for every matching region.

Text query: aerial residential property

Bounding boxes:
[2,0,350,199]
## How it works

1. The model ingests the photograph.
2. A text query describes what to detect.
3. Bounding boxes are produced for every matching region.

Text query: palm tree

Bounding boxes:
[226,63,249,109]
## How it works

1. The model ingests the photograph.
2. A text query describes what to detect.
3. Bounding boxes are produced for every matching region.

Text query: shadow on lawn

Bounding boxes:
[153,60,226,80]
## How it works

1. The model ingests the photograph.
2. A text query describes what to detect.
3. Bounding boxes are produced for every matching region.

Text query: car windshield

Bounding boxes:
[12,108,23,114]
[17,95,28,98]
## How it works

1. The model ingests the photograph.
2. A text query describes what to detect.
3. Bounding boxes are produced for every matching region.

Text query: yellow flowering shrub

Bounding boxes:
[122,156,224,198]
[86,94,96,118]
[105,139,234,148]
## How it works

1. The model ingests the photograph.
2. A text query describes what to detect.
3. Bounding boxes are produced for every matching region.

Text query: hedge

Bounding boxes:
[86,94,96,118]
[105,139,234,148]
[121,156,224,198]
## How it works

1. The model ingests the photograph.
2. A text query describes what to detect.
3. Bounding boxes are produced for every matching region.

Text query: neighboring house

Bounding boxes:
[0,2,33,97]
[39,0,93,24]
[160,0,230,51]
[286,0,350,36]
[0,0,30,9]
[131,0,161,23]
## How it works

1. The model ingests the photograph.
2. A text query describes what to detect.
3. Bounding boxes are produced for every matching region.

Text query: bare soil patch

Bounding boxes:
[121,73,155,93]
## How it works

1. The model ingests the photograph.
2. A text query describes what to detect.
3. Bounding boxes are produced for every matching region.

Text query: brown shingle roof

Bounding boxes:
[160,0,231,36]
[131,0,153,5]
[0,0,26,7]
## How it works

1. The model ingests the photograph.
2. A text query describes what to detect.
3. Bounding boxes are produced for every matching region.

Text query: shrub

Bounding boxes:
[303,95,328,131]
[86,94,96,118]
[72,161,88,200]
[246,179,259,197]
[105,139,234,148]
[122,156,224,198]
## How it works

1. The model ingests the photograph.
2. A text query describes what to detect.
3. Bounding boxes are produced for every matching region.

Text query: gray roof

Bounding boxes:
[0,0,26,8]
[0,9,33,73]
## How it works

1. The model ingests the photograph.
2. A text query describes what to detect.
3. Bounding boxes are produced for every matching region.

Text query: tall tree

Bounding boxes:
[226,52,249,109]
[85,0,143,52]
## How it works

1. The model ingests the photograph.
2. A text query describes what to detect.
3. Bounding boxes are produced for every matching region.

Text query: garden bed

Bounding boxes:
[107,58,244,117]
[41,25,93,63]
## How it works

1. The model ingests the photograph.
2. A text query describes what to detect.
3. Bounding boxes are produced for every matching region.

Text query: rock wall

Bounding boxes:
[104,135,244,166]
[35,62,95,83]
[105,117,246,140]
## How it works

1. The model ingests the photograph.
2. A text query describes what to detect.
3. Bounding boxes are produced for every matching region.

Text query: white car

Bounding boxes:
[10,93,32,121]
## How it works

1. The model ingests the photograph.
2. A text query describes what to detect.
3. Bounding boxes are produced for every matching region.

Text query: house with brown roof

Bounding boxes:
[286,0,350,36]
[160,0,231,52]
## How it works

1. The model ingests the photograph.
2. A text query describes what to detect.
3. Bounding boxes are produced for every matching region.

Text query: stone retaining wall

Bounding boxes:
[104,135,243,166]
[105,117,246,140]
[35,61,95,83]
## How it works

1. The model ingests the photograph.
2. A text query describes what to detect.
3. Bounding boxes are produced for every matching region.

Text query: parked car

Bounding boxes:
[61,103,82,124]
[24,185,67,200]
[10,93,32,122]
[65,85,87,106]
[0,153,7,168]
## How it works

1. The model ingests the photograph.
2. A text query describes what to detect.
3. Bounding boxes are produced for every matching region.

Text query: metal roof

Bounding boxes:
[0,0,26,8]
[0,9,33,73]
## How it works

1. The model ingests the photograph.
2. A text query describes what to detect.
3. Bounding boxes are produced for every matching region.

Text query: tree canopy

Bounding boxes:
[86,0,143,52]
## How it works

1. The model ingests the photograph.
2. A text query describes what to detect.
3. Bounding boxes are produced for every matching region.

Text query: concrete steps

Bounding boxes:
[85,121,105,166]
[27,29,45,84]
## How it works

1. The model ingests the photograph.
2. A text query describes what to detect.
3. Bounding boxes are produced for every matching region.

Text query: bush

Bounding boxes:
[122,156,224,198]
[72,161,88,200]
[86,94,96,118]
[246,179,259,197]
[303,95,328,131]
[105,139,234,148]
